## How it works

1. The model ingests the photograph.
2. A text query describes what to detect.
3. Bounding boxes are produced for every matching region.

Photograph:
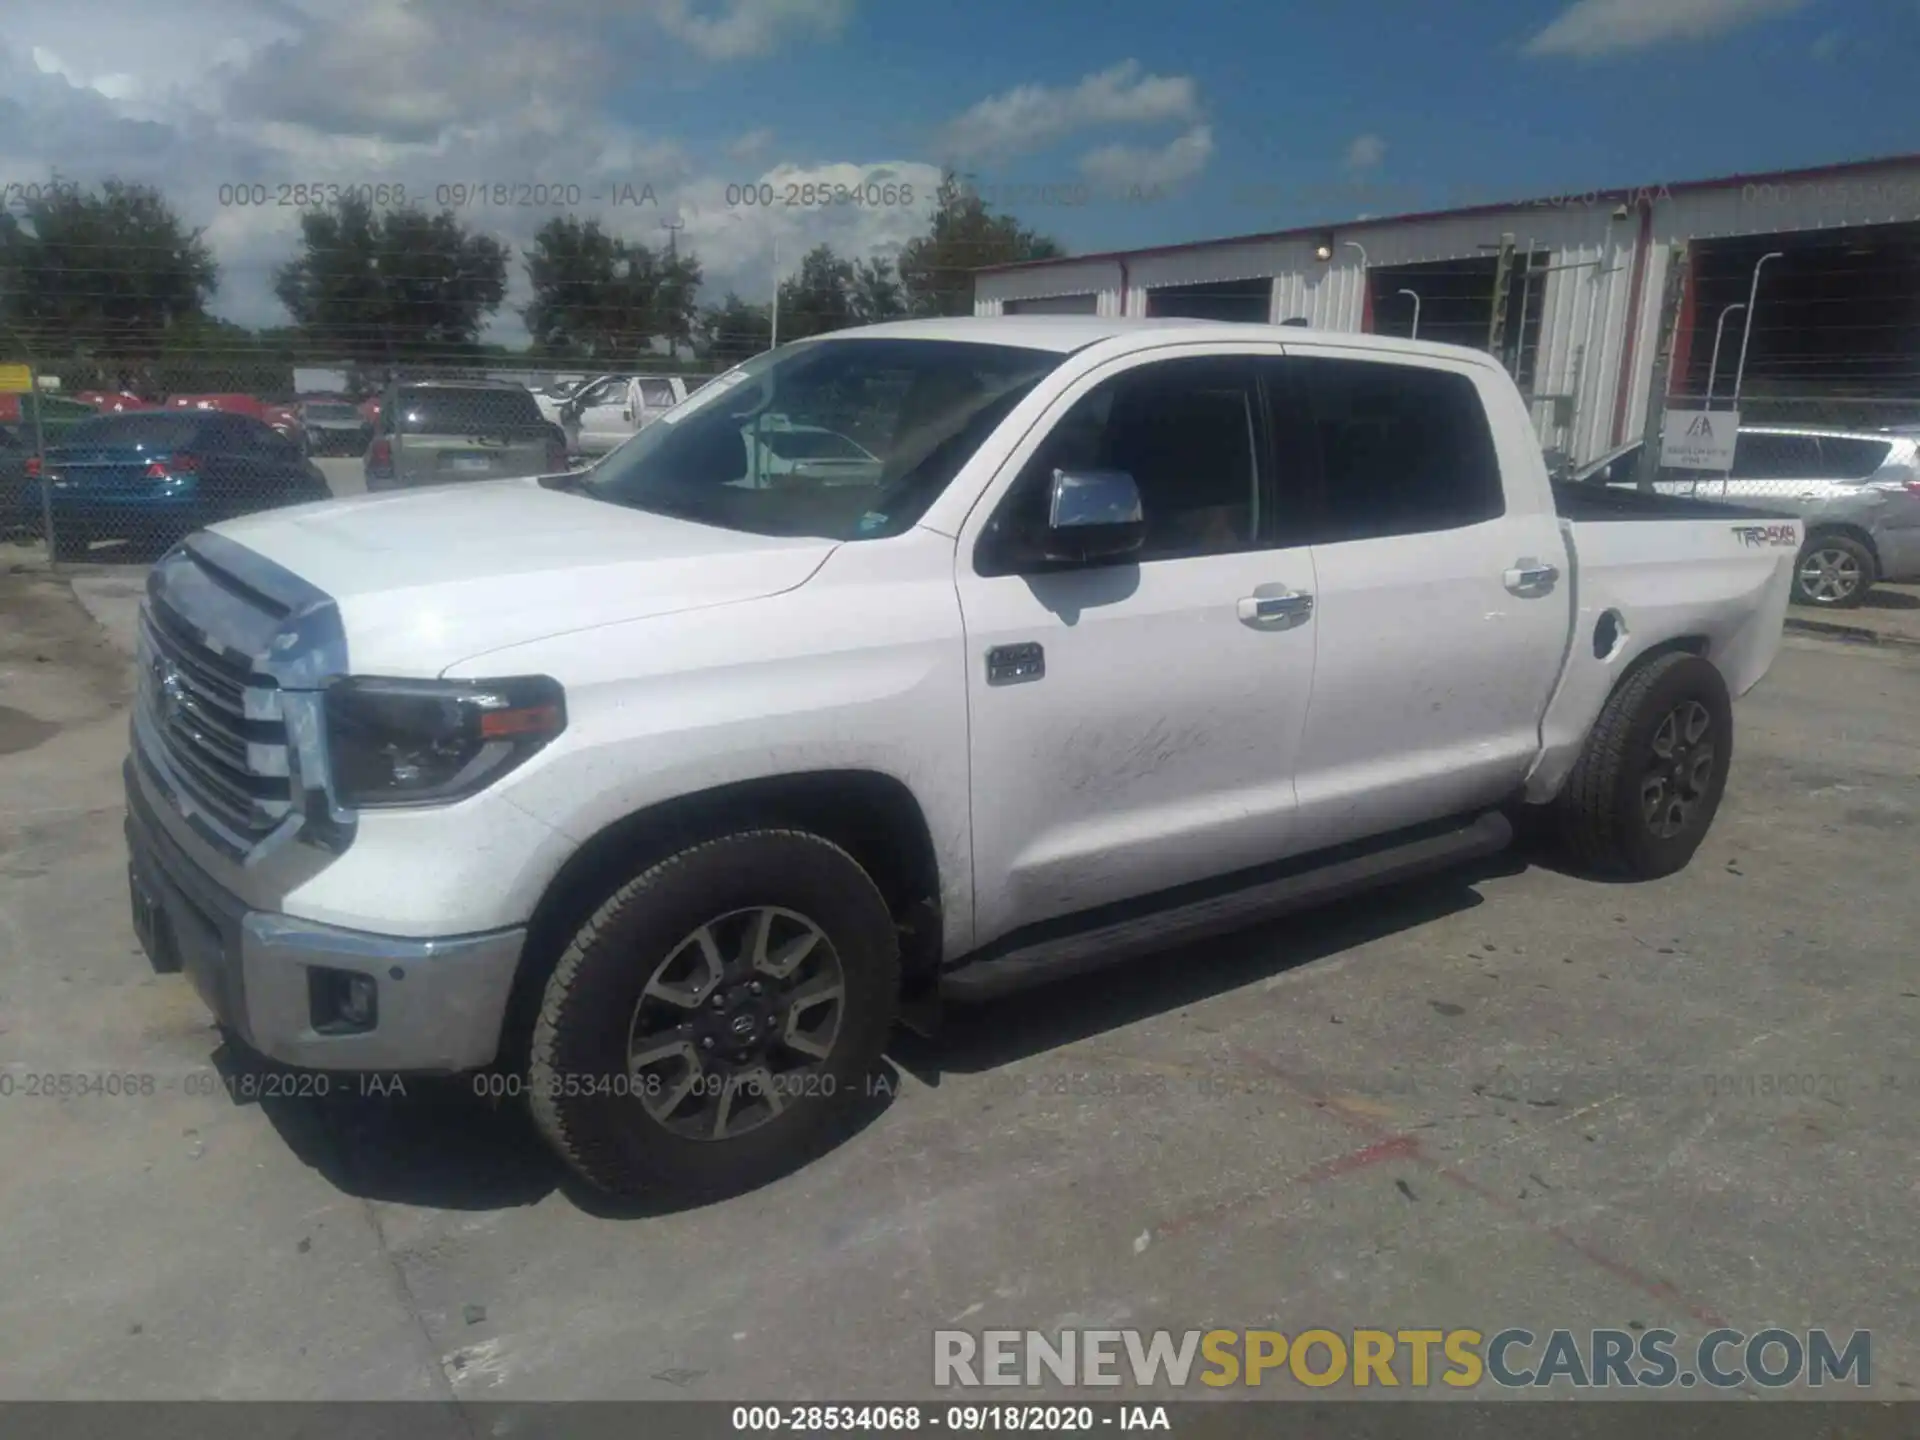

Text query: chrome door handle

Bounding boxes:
[1503,560,1559,596]
[1238,591,1313,627]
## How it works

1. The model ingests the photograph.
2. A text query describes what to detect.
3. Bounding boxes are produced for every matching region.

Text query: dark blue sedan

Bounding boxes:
[22,411,333,559]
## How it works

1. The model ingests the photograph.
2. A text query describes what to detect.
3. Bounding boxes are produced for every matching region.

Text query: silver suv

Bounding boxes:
[364,380,568,491]
[1573,426,1920,608]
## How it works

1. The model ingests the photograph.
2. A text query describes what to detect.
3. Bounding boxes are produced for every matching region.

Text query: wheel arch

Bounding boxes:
[499,770,942,1069]
[1801,521,1880,566]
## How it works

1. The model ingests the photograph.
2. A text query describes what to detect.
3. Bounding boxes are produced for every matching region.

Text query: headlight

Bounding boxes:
[324,675,566,809]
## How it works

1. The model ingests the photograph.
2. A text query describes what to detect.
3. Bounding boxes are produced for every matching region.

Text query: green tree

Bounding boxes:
[850,255,908,325]
[0,180,217,358]
[898,171,1066,317]
[777,244,858,341]
[521,216,702,361]
[274,194,508,363]
[698,291,772,367]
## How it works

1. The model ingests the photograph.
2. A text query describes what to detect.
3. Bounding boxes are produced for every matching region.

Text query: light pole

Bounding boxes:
[769,235,781,350]
[1705,302,1746,405]
[1731,251,1784,405]
[1397,288,1421,339]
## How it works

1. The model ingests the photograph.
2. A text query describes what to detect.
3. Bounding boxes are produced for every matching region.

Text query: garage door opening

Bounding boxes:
[1680,221,1920,428]
[1369,253,1549,388]
[1144,278,1271,322]
[1003,294,1099,316]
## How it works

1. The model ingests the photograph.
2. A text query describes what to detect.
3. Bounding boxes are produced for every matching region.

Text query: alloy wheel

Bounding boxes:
[626,906,846,1141]
[1640,700,1716,839]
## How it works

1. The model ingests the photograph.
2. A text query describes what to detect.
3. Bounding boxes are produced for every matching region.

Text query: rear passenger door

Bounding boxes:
[1273,351,1570,848]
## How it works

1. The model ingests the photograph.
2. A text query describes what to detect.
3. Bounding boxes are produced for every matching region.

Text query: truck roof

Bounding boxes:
[817,314,1505,367]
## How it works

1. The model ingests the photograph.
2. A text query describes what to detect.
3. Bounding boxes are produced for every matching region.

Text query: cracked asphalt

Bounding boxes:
[1,545,1915,1404]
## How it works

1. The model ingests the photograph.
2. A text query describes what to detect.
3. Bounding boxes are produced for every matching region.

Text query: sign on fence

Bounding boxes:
[0,363,33,394]
[1660,408,1739,471]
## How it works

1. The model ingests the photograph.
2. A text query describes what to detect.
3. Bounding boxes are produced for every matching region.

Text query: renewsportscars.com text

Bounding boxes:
[933,1327,1871,1390]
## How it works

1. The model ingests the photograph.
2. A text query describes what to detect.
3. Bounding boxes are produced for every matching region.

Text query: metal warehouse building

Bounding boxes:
[971,153,1920,466]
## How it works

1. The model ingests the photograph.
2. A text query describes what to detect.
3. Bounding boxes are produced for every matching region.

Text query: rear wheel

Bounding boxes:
[529,828,899,1200]
[1555,652,1733,879]
[1792,533,1875,608]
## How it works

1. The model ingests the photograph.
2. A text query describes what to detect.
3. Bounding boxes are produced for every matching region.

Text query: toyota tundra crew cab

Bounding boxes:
[123,317,1802,1200]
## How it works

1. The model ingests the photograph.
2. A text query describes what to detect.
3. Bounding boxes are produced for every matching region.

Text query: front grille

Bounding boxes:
[138,590,293,845]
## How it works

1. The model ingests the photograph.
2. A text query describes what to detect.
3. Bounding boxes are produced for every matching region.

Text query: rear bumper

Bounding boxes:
[125,757,524,1073]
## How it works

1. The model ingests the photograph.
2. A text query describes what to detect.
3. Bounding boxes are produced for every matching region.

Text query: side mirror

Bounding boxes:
[1045,468,1144,563]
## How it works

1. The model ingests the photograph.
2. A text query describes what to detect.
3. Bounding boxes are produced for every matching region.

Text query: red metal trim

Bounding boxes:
[1609,205,1656,447]
[975,150,1920,275]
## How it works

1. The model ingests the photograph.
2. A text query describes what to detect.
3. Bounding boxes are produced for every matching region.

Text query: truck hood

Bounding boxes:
[211,476,838,675]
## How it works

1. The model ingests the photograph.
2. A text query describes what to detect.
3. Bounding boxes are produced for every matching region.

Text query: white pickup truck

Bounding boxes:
[123,317,1801,1200]
[561,374,695,457]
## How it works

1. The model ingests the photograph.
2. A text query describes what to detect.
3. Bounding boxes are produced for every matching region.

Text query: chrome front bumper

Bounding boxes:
[126,759,523,1073]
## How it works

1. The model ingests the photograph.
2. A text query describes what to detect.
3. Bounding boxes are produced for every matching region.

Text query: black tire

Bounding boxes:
[1792,532,1876,609]
[529,828,900,1200]
[1554,652,1733,879]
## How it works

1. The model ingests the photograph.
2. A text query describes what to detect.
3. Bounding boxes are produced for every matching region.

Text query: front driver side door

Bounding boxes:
[955,351,1320,948]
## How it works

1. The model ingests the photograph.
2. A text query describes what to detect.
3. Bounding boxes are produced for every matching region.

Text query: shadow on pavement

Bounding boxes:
[233,854,1527,1217]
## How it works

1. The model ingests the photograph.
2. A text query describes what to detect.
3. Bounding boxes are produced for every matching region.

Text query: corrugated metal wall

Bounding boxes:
[973,158,1920,464]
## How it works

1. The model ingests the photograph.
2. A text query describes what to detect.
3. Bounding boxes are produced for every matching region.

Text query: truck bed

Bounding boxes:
[1550,478,1794,523]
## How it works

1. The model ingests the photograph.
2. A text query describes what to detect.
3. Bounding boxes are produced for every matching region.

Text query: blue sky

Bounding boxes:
[3,0,1913,332]
[658,0,1919,253]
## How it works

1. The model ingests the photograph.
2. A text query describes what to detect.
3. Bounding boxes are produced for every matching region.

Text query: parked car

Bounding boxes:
[0,392,98,447]
[299,397,375,456]
[561,374,691,456]
[74,390,157,414]
[1573,425,1920,607]
[23,409,329,559]
[532,374,601,426]
[364,380,568,490]
[0,425,30,537]
[123,317,1798,1202]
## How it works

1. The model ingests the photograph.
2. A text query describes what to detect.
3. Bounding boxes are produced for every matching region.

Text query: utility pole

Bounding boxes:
[1633,241,1690,492]
[1486,234,1516,369]
[660,220,686,361]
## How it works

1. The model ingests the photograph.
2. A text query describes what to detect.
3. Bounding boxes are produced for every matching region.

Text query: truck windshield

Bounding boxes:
[579,338,1063,539]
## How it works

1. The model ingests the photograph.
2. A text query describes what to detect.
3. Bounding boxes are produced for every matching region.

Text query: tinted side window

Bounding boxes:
[1816,437,1892,479]
[981,358,1264,572]
[1730,432,1820,479]
[1295,358,1504,542]
[639,380,678,407]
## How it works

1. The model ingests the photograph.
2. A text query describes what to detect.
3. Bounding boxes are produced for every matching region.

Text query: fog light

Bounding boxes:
[310,967,379,1034]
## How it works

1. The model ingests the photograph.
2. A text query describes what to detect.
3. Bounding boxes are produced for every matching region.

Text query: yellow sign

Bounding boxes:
[0,363,34,394]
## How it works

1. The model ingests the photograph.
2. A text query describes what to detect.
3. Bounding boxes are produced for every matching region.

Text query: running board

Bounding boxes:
[940,810,1514,1003]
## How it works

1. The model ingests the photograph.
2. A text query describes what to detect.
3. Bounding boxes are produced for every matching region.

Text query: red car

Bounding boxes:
[168,394,307,450]
[74,391,156,413]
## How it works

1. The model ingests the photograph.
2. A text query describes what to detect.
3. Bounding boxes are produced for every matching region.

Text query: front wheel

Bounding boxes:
[1793,533,1875,608]
[529,828,900,1200]
[1554,652,1734,879]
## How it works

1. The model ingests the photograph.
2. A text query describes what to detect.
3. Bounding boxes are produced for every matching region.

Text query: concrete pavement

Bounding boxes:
[1,550,1916,1403]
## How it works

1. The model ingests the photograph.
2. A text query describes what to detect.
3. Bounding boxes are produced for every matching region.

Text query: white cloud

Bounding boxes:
[940,60,1202,163]
[1345,133,1386,170]
[652,0,854,60]
[1524,0,1808,57]
[1078,124,1213,192]
[727,127,775,160]
[0,1,920,344]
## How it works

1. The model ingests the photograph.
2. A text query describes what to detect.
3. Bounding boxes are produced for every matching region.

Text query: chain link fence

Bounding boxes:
[1,356,734,564]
